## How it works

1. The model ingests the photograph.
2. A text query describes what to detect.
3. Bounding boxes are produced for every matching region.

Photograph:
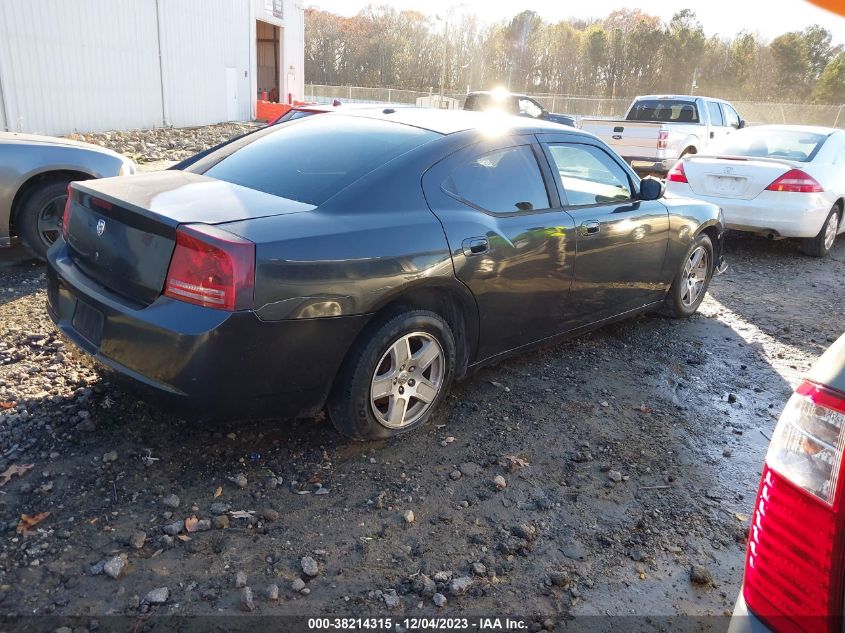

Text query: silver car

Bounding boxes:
[0,132,135,258]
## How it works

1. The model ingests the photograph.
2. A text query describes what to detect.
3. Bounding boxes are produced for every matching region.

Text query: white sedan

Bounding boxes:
[665,125,845,257]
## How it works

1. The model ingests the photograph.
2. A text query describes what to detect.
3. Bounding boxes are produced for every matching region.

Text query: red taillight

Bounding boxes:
[61,185,73,241]
[163,224,255,311]
[765,169,824,193]
[743,381,845,632]
[666,161,687,183]
[657,130,669,150]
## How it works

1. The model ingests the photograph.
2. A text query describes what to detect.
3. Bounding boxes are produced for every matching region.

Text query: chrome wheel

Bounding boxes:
[36,194,66,248]
[681,245,709,307]
[370,331,444,429]
[824,212,838,251]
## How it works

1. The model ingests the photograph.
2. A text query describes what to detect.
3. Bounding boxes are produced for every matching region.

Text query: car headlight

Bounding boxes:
[118,161,136,176]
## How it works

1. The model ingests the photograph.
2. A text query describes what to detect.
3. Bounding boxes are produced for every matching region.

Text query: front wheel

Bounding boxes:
[661,233,714,318]
[801,206,840,258]
[327,310,456,440]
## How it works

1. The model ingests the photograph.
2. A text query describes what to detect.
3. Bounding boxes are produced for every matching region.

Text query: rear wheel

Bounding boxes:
[327,310,456,440]
[661,233,714,318]
[16,180,71,260]
[801,205,840,258]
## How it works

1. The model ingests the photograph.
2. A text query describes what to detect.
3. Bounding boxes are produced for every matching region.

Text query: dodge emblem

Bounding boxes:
[96,219,106,237]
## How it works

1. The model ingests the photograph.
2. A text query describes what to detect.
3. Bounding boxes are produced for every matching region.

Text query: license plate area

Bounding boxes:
[72,300,104,346]
[706,175,747,195]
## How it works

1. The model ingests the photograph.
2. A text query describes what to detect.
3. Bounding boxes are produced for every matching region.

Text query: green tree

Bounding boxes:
[814,51,845,104]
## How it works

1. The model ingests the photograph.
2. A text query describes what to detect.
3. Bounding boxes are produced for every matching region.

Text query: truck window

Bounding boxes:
[706,102,724,126]
[722,104,741,129]
[518,97,543,119]
[627,100,700,124]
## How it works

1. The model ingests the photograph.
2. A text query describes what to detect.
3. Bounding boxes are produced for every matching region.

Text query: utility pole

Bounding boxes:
[439,18,448,105]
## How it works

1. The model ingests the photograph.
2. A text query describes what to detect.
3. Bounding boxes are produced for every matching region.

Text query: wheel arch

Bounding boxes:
[9,169,94,236]
[354,281,479,380]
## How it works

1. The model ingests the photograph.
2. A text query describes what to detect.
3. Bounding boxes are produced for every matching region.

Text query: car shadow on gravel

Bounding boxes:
[0,245,44,305]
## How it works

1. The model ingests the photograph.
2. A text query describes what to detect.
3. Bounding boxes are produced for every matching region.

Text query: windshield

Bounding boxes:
[707,128,829,162]
[193,115,439,206]
[627,100,700,123]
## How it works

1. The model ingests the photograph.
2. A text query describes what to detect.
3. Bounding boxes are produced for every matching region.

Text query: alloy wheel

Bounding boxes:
[36,194,67,248]
[824,212,838,251]
[370,331,444,429]
[681,245,709,307]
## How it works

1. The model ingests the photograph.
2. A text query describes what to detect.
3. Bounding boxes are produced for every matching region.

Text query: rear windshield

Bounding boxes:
[193,115,439,205]
[708,128,829,162]
[627,100,700,123]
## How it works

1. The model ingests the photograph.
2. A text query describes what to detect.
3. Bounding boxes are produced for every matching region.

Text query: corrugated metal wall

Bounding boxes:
[157,0,251,127]
[0,0,164,135]
[0,0,253,135]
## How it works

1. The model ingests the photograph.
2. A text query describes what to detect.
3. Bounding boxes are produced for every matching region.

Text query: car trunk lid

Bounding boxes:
[65,171,315,306]
[682,156,797,200]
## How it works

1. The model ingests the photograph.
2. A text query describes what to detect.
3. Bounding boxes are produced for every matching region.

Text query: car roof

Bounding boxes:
[323,107,581,136]
[635,95,727,103]
[735,124,840,136]
[468,90,529,98]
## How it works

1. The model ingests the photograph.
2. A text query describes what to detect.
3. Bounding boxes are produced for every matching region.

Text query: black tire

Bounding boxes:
[800,205,840,258]
[327,309,456,441]
[16,179,71,260]
[661,233,714,318]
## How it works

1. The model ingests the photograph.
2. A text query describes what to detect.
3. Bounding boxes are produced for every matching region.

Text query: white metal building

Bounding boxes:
[0,0,305,135]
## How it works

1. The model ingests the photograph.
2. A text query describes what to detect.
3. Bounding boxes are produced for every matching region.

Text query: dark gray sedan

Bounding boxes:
[0,132,134,258]
[46,109,725,440]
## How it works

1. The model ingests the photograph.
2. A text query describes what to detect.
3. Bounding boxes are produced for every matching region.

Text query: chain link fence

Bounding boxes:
[305,84,845,128]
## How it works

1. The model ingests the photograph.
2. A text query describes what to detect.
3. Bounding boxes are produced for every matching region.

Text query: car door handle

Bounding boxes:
[579,221,600,236]
[709,131,715,139]
[462,237,489,256]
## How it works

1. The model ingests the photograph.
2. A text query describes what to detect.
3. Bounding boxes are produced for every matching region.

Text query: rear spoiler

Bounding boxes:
[686,154,800,168]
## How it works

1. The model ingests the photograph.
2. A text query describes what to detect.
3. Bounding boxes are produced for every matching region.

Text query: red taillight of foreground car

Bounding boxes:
[765,169,824,193]
[61,185,73,241]
[666,161,688,183]
[163,224,255,311]
[743,380,845,633]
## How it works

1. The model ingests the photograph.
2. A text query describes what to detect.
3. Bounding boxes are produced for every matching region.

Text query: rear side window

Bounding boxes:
[707,102,724,126]
[196,115,439,205]
[627,100,700,123]
[442,145,549,213]
[547,143,633,206]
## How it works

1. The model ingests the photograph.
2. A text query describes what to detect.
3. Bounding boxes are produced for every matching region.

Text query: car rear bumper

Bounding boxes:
[728,591,773,633]
[46,243,367,419]
[666,186,833,238]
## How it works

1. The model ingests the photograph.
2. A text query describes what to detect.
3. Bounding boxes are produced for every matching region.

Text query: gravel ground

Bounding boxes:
[0,124,843,629]
[1,235,841,629]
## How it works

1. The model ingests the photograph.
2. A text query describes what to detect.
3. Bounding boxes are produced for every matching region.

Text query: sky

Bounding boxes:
[306,0,845,43]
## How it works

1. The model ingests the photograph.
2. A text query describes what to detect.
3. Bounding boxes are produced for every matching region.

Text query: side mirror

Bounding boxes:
[539,109,549,120]
[738,119,746,129]
[639,176,665,201]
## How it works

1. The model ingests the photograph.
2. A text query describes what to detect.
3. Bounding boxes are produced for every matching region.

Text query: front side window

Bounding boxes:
[547,143,633,207]
[723,104,741,129]
[442,145,550,213]
[518,98,543,119]
[707,102,725,126]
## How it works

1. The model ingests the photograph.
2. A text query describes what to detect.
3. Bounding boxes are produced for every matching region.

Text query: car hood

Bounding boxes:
[0,131,124,157]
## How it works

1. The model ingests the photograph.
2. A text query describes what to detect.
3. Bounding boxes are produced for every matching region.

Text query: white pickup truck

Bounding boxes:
[580,95,746,174]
